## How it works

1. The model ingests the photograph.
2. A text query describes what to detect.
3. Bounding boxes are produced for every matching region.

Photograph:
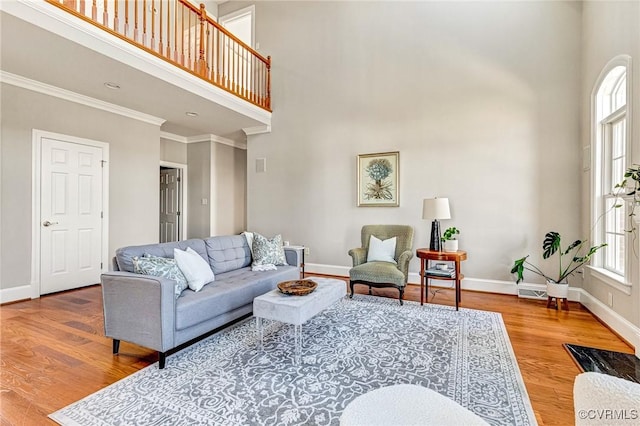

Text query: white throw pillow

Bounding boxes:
[242,231,254,256]
[174,247,215,292]
[367,235,397,264]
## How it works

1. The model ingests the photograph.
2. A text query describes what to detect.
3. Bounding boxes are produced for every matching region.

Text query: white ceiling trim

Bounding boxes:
[160,132,189,143]
[209,134,247,150]
[243,125,272,136]
[1,1,271,126]
[160,131,247,150]
[0,71,166,126]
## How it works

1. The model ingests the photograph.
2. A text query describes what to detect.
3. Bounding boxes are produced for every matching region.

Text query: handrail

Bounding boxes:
[45,0,271,111]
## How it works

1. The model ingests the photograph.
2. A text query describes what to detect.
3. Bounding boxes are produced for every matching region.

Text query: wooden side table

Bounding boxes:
[416,249,467,311]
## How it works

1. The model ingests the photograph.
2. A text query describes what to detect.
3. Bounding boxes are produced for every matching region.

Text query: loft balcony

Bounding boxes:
[0,0,272,139]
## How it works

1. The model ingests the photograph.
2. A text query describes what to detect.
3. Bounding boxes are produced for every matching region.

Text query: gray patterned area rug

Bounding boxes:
[50,295,536,426]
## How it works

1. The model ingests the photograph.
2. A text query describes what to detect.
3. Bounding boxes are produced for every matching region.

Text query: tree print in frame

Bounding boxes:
[357,151,399,207]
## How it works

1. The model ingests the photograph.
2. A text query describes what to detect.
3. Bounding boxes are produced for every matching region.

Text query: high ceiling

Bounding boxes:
[0,7,268,140]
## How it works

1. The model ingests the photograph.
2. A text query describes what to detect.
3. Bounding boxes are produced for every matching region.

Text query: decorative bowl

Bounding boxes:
[277,280,318,296]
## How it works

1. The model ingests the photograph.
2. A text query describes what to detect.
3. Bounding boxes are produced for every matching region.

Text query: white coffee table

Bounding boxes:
[253,277,346,363]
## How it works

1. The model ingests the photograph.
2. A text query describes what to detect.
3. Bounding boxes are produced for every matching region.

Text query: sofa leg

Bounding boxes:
[398,288,404,306]
[112,339,120,354]
[349,281,355,299]
[158,352,166,369]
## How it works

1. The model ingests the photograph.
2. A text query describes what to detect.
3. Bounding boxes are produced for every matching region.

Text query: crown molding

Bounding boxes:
[1,0,270,126]
[1,71,166,126]
[160,131,246,150]
[243,125,272,136]
[159,132,189,143]
[209,134,247,150]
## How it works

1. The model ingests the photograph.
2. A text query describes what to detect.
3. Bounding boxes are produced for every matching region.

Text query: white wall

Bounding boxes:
[160,138,187,164]
[223,1,583,284]
[581,1,640,328]
[0,83,160,291]
[210,143,247,235]
[187,141,211,238]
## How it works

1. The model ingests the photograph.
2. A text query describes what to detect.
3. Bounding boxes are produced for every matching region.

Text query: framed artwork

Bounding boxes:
[357,151,399,207]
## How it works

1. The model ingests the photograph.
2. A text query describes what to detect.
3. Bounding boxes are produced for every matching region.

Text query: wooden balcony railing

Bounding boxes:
[46,0,271,111]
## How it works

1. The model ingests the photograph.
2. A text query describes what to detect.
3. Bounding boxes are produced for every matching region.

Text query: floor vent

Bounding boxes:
[517,288,547,300]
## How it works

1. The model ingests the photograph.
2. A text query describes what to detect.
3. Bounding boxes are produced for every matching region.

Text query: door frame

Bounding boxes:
[160,160,188,241]
[31,129,110,299]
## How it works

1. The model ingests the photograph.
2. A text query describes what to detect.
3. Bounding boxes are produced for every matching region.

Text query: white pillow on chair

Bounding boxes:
[367,235,397,264]
[174,247,215,292]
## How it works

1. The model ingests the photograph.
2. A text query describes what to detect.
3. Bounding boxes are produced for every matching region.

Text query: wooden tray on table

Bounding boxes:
[277,280,318,296]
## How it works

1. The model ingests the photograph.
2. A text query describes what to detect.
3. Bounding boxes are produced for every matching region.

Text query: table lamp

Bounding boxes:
[422,198,451,251]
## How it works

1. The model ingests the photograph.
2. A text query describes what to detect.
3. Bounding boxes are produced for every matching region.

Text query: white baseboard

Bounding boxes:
[306,263,350,277]
[307,263,638,352]
[578,289,640,354]
[6,261,634,352]
[0,285,33,304]
[307,263,524,295]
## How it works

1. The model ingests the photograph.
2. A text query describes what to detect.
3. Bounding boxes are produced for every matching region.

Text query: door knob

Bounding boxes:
[42,220,59,227]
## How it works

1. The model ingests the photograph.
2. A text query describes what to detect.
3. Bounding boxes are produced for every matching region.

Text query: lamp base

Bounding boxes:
[429,220,441,251]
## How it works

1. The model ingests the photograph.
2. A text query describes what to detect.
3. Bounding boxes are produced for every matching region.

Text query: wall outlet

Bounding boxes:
[304,247,310,256]
[607,292,613,307]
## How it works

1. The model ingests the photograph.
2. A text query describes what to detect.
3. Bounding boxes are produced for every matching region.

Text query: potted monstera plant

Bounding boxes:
[511,232,606,301]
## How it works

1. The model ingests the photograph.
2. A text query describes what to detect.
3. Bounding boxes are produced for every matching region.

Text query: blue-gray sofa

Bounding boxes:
[101,235,300,368]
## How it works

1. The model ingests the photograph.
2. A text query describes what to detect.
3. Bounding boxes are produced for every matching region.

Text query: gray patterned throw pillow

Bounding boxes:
[133,255,189,298]
[252,233,288,267]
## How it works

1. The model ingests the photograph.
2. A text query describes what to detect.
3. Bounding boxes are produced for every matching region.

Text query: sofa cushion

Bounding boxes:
[252,233,288,267]
[174,247,215,292]
[115,239,208,273]
[175,266,298,331]
[204,235,251,275]
[133,255,188,299]
[349,262,406,287]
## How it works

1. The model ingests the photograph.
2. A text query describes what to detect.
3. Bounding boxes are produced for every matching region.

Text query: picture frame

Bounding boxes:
[357,151,399,207]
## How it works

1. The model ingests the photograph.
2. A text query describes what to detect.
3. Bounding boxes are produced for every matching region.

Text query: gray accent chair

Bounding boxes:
[348,225,414,305]
[101,235,301,369]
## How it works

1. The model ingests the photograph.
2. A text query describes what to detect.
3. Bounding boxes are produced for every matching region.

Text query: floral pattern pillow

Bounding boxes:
[133,255,189,298]
[251,233,288,268]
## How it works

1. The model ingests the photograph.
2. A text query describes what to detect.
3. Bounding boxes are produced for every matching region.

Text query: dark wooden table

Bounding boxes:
[416,249,467,310]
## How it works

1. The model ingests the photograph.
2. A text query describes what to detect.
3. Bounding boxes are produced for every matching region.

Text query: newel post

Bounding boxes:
[197,3,208,77]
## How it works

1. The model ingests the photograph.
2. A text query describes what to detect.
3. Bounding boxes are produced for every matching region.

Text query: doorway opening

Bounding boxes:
[159,162,187,242]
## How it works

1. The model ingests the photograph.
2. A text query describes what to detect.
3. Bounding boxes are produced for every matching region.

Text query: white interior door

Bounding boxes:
[40,137,104,295]
[160,168,181,242]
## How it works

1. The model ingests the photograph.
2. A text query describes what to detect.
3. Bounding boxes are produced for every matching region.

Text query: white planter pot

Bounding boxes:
[443,240,458,252]
[546,281,569,298]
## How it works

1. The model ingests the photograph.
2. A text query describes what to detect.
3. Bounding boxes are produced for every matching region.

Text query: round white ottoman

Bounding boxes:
[340,384,489,426]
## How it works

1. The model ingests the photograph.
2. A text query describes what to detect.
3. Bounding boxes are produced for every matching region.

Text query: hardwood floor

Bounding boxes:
[0,280,634,426]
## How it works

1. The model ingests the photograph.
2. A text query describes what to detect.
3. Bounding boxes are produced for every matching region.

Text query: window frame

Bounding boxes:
[590,55,632,287]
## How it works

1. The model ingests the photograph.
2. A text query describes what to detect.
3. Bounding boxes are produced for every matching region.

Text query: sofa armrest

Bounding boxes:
[348,247,367,267]
[397,250,413,280]
[283,246,302,268]
[101,271,176,352]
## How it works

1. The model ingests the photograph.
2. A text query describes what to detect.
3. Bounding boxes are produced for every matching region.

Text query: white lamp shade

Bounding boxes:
[422,198,451,220]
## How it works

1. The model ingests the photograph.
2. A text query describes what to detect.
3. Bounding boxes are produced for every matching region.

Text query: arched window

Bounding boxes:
[592,57,630,280]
